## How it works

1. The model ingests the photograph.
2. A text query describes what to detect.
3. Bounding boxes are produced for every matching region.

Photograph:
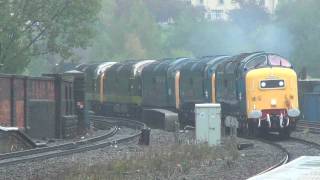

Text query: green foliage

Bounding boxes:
[87,0,164,62]
[143,0,192,22]
[165,3,262,57]
[0,0,101,73]
[60,143,239,180]
[276,0,320,76]
[3,0,319,76]
[229,0,270,32]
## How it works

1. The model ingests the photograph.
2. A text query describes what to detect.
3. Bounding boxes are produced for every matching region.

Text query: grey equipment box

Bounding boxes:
[195,103,221,146]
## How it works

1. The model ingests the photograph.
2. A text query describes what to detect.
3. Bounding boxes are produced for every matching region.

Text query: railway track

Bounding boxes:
[296,120,320,134]
[254,137,290,175]
[253,135,320,176]
[289,136,320,150]
[0,115,146,167]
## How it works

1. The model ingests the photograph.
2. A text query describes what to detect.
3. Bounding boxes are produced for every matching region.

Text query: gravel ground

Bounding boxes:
[32,125,114,147]
[178,137,284,180]
[292,130,320,144]
[0,129,286,180]
[0,127,138,180]
[275,139,320,160]
[287,130,320,160]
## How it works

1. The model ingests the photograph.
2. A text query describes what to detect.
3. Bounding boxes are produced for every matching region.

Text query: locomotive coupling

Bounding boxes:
[279,113,291,128]
[266,114,271,128]
[279,113,284,128]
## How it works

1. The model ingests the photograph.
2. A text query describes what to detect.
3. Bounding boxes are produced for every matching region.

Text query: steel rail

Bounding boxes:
[0,116,145,167]
[0,118,116,160]
[255,138,290,175]
[289,137,320,150]
[296,120,320,134]
[254,136,320,176]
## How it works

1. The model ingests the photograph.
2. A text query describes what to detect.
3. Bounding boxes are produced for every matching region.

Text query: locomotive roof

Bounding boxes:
[206,56,230,68]
[141,57,193,74]
[167,57,195,74]
[107,60,156,77]
[133,60,156,76]
[64,70,83,74]
[217,52,292,73]
[75,63,89,71]
[181,55,229,72]
[227,52,263,63]
[142,59,173,73]
[75,63,99,71]
[95,62,117,76]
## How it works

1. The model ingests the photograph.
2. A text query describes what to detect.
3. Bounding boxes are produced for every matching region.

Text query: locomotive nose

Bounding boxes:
[271,99,277,107]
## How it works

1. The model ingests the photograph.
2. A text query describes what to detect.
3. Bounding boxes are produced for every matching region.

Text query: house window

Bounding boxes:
[208,10,224,20]
[220,0,224,4]
[259,0,265,6]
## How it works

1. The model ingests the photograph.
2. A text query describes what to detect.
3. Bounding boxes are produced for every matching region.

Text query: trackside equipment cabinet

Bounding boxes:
[195,103,221,146]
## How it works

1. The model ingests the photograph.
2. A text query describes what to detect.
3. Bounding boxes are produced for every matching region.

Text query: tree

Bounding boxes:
[228,0,270,33]
[163,4,205,57]
[143,0,194,23]
[0,0,101,73]
[276,0,320,76]
[86,0,164,61]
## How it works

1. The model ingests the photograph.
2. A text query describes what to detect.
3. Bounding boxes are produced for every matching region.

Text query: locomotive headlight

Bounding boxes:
[271,99,277,106]
[261,82,266,88]
[279,81,284,87]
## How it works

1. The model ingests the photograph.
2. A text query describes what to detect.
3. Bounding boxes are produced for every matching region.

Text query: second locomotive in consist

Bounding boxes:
[73,51,300,137]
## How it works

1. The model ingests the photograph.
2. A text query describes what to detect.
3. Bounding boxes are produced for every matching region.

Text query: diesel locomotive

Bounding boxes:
[73,52,300,137]
[215,52,300,137]
[178,55,229,125]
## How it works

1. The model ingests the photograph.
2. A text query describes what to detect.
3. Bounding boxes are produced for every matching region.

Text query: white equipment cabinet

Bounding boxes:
[195,103,221,146]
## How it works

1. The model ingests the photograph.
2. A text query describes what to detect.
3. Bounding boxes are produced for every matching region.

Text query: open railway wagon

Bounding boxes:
[0,74,79,139]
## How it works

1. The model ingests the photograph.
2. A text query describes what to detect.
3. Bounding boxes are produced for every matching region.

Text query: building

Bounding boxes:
[189,0,279,20]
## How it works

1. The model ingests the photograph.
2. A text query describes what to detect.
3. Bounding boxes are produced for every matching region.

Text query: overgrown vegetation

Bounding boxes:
[0,0,100,73]
[56,141,239,180]
[1,0,320,76]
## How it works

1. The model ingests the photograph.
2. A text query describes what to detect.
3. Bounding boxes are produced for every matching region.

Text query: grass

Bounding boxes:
[56,138,239,180]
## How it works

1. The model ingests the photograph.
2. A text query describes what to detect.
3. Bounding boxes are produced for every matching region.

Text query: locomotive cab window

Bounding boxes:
[260,80,285,89]
[268,55,292,68]
[245,55,267,70]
